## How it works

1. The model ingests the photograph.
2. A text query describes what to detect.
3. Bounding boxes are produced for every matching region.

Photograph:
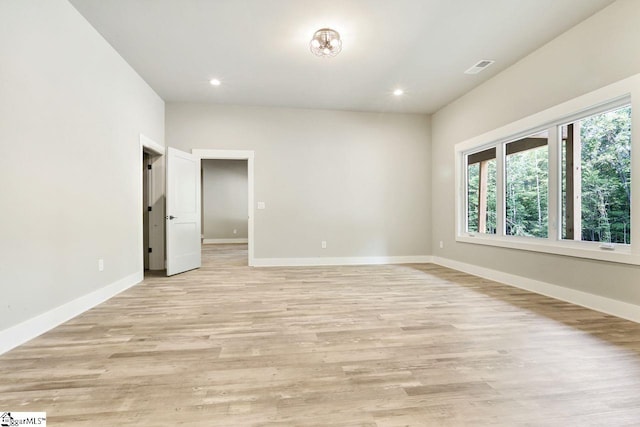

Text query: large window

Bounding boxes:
[561,106,631,244]
[460,96,633,260]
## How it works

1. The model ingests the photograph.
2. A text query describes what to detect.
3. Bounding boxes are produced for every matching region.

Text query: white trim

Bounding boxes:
[140,133,165,155]
[431,256,640,324]
[192,149,256,266]
[496,143,505,236]
[192,149,253,160]
[253,255,432,267]
[547,126,560,242]
[0,272,142,355]
[456,235,640,265]
[203,238,248,244]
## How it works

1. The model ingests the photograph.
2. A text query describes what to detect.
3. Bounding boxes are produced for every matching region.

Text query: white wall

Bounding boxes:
[0,0,165,332]
[432,0,640,304]
[202,160,248,240]
[167,104,431,261]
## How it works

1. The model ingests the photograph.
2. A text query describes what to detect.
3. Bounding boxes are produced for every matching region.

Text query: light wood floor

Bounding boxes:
[2,245,640,426]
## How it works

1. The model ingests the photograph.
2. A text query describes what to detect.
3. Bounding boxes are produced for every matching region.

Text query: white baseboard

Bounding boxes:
[0,271,143,355]
[203,238,248,244]
[432,256,640,324]
[253,255,433,267]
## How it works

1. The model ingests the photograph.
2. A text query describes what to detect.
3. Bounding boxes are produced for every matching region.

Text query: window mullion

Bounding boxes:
[631,96,640,253]
[496,143,505,237]
[548,126,560,242]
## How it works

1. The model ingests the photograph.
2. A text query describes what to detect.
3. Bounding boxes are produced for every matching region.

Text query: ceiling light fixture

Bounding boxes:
[393,89,404,96]
[209,78,221,86]
[310,28,342,57]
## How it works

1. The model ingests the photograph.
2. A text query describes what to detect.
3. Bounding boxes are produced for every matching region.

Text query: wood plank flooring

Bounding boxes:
[2,244,640,426]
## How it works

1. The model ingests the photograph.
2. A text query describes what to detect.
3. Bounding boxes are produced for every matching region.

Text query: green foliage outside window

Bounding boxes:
[506,145,549,237]
[579,106,631,243]
[467,163,479,232]
[467,160,496,233]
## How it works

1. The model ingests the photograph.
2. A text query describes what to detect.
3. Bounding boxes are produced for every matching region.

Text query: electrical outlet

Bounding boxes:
[321,241,327,249]
[439,241,444,249]
[98,258,104,272]
[257,202,266,210]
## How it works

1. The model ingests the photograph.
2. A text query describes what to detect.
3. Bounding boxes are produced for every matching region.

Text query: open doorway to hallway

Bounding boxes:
[201,159,249,265]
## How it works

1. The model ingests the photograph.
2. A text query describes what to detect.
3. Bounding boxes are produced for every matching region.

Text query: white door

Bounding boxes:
[166,147,201,276]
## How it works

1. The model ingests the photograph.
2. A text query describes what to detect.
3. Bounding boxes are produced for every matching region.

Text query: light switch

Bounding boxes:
[257,202,266,210]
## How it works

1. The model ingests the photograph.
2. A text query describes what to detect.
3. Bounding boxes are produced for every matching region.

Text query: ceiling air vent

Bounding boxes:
[464,60,495,75]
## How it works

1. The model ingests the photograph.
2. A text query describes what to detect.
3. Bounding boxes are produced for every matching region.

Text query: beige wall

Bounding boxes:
[432,0,640,304]
[167,103,431,260]
[202,160,248,240]
[0,0,165,330]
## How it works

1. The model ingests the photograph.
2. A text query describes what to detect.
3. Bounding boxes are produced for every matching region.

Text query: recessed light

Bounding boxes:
[209,78,221,86]
[393,89,404,96]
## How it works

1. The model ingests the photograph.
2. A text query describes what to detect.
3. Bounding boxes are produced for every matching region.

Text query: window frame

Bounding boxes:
[464,147,497,235]
[455,74,639,266]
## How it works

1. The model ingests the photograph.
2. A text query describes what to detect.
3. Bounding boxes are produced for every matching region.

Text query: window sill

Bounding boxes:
[456,234,640,266]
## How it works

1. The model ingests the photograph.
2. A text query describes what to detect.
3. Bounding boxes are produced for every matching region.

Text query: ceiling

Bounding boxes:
[69,0,615,114]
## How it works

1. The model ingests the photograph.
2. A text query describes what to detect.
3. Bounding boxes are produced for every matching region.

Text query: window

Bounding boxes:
[466,148,497,234]
[561,106,631,244]
[505,131,548,238]
[458,93,634,263]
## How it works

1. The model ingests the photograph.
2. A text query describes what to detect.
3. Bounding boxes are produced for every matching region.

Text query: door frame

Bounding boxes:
[192,149,255,266]
[139,134,165,272]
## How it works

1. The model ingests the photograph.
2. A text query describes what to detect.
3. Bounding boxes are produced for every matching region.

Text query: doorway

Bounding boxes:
[192,149,255,266]
[201,159,249,263]
[143,152,151,270]
[140,134,165,274]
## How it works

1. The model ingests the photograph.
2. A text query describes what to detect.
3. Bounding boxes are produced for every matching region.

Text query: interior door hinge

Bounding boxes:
[148,248,152,253]
[147,164,152,170]
[147,206,152,212]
